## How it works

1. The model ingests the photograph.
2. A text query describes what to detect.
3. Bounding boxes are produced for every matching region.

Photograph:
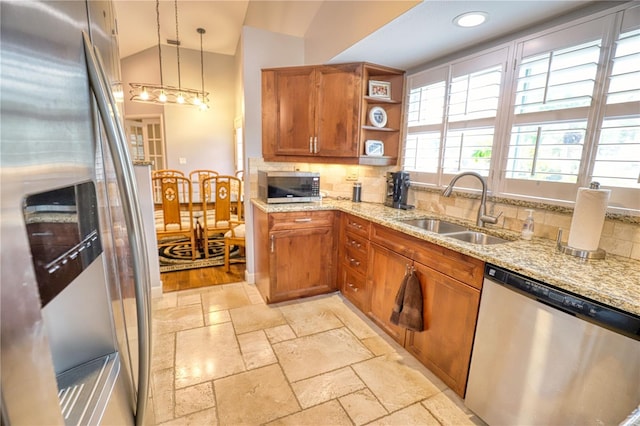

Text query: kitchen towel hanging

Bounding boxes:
[390,266,424,332]
[567,183,611,252]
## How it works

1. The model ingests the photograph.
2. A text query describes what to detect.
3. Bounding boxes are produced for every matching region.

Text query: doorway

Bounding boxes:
[124,116,166,172]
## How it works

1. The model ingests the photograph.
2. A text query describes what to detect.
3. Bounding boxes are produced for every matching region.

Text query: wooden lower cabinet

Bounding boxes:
[254,206,482,397]
[252,206,336,303]
[367,242,410,346]
[404,261,480,397]
[270,226,335,301]
[338,213,371,311]
[367,223,483,398]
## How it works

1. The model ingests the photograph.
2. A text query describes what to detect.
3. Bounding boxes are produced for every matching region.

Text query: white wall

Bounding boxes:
[240,26,304,280]
[121,47,164,117]
[121,45,237,176]
[304,1,419,65]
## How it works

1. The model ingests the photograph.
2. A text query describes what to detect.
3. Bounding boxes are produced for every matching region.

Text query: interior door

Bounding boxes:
[124,117,166,171]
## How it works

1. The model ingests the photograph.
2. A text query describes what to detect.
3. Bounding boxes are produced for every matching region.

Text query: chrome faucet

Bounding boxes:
[442,171,502,227]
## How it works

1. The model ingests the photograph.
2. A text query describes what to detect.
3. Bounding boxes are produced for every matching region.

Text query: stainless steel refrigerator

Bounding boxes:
[1,1,152,424]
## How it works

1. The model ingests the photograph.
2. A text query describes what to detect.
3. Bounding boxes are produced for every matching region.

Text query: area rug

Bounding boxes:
[158,234,245,272]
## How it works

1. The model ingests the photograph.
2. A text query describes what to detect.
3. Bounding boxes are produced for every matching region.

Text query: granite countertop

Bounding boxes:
[252,198,640,317]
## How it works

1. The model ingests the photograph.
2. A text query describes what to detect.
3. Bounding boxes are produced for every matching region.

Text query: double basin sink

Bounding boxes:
[400,218,510,245]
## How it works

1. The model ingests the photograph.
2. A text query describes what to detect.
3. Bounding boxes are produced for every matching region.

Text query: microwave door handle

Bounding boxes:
[82,31,152,426]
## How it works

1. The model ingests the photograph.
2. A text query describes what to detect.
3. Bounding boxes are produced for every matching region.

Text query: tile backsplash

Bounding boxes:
[248,158,640,260]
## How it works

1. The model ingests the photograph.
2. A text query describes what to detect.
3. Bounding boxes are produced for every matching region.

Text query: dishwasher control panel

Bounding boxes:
[486,264,640,340]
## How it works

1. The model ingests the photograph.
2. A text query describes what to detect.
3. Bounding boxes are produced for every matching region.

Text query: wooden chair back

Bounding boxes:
[152,175,193,231]
[202,175,242,228]
[190,170,219,203]
[153,169,185,177]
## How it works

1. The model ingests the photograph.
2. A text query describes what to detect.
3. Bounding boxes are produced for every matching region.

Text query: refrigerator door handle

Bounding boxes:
[82,31,151,426]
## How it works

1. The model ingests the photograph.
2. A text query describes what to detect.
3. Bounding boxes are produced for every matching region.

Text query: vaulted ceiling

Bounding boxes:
[114,0,601,70]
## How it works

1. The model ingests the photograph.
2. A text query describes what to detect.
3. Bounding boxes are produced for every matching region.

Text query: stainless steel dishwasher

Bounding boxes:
[465,264,640,425]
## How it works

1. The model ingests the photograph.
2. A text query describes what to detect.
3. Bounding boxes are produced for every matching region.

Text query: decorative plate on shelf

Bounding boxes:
[365,140,384,156]
[369,106,387,128]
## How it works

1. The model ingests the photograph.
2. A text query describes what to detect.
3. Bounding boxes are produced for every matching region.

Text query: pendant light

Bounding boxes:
[129,0,209,108]
[196,28,209,110]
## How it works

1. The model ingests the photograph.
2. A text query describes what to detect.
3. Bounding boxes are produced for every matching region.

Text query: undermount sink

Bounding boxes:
[444,231,510,245]
[401,218,512,245]
[400,218,467,234]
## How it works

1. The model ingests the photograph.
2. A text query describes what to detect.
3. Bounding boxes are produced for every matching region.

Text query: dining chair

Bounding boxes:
[189,169,218,204]
[152,169,185,177]
[224,222,246,271]
[201,175,243,259]
[152,175,196,260]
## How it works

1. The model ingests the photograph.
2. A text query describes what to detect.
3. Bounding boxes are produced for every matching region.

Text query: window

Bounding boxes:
[404,48,508,188]
[403,4,640,212]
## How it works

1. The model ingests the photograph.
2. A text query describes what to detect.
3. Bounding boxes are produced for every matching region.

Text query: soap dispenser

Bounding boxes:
[521,209,535,240]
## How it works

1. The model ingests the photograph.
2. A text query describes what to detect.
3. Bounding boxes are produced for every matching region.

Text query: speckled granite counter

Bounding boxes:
[252,198,640,317]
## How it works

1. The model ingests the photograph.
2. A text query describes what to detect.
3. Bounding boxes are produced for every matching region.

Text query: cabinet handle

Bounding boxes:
[270,234,274,253]
[350,240,361,248]
[349,221,362,230]
[314,136,318,153]
[294,218,312,223]
[309,136,313,153]
[347,282,359,292]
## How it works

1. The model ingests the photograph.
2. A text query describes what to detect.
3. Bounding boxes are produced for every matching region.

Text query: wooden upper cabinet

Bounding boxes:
[262,64,361,159]
[315,65,361,157]
[262,62,405,165]
[267,67,316,157]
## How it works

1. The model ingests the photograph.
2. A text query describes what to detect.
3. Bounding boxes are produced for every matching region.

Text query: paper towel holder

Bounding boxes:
[556,229,606,260]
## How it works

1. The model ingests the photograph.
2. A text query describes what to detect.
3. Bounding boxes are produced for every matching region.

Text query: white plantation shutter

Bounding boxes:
[443,128,494,175]
[402,4,639,211]
[404,67,447,182]
[403,48,508,186]
[513,40,600,115]
[505,34,602,187]
[592,10,640,209]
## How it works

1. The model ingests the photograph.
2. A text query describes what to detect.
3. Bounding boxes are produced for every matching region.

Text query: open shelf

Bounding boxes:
[364,96,402,104]
[362,125,399,132]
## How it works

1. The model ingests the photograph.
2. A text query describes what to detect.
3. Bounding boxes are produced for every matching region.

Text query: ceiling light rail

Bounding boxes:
[129,0,209,109]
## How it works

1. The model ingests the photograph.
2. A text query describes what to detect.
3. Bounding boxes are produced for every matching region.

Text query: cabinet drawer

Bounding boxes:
[341,244,368,276]
[343,231,369,257]
[270,211,334,230]
[371,224,484,289]
[341,267,369,310]
[343,214,370,238]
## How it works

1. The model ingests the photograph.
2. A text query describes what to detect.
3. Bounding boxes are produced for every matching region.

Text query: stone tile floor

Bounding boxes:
[149,281,485,425]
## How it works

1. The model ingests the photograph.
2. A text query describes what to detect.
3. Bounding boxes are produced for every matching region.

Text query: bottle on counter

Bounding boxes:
[521,209,535,240]
[352,182,362,202]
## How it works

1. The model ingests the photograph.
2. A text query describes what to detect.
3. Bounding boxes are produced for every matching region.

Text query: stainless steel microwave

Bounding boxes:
[258,170,321,203]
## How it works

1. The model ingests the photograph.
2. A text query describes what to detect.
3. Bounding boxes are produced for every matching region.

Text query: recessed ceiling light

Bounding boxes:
[453,11,488,28]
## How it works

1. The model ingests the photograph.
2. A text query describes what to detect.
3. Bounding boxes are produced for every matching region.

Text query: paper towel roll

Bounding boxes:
[567,187,611,251]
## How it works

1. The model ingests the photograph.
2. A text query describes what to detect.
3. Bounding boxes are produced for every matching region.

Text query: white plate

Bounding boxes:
[369,106,387,128]
[365,140,384,156]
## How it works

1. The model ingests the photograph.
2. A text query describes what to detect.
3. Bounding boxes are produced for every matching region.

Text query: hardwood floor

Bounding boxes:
[161,263,246,292]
